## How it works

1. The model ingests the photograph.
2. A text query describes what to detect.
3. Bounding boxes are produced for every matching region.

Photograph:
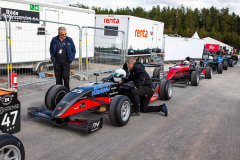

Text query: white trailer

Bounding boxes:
[0,0,95,73]
[95,15,164,64]
[163,35,205,61]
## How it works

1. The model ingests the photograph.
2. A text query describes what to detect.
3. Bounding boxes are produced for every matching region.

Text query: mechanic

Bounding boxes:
[231,53,238,61]
[120,57,168,116]
[122,61,130,77]
[50,27,76,91]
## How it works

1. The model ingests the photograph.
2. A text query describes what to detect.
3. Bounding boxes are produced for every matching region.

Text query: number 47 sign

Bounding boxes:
[0,92,21,134]
[0,108,20,134]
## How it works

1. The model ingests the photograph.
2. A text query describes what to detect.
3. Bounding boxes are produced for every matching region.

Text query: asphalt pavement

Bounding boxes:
[16,64,240,160]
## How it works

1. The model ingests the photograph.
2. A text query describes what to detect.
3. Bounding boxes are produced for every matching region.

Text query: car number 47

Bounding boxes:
[1,111,18,127]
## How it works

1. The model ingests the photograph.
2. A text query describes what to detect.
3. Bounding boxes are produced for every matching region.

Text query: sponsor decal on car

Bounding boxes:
[92,85,111,96]
[0,94,14,106]
[0,104,19,115]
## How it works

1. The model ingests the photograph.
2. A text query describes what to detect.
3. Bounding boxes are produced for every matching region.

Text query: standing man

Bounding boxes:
[121,57,168,116]
[50,27,76,91]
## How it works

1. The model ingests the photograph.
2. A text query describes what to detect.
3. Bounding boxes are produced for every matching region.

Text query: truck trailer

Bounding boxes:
[163,35,205,61]
[94,15,164,64]
[0,0,95,73]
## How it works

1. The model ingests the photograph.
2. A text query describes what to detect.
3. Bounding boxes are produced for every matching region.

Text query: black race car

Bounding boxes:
[28,71,173,134]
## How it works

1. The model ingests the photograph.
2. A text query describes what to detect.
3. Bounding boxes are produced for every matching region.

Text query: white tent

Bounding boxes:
[191,31,200,39]
[203,37,233,52]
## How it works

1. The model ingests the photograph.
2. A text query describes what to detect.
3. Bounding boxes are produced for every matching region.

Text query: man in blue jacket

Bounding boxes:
[50,27,76,91]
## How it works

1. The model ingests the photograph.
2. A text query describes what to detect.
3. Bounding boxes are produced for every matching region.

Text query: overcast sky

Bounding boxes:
[30,0,240,16]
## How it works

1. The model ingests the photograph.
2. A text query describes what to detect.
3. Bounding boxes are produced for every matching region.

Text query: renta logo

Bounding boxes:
[104,18,119,24]
[135,29,148,38]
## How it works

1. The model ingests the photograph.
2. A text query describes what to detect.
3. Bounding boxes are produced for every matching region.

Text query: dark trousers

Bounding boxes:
[131,86,161,113]
[53,61,70,91]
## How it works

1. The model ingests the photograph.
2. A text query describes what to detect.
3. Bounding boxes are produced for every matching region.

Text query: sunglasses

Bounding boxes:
[61,34,67,36]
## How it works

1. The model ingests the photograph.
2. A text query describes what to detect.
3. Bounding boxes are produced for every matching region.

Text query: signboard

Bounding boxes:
[0,91,20,134]
[0,7,39,23]
[205,44,220,52]
[30,4,39,11]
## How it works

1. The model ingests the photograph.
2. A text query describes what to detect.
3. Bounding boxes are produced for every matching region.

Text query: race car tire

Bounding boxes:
[45,85,68,111]
[0,134,25,160]
[109,95,131,126]
[145,56,150,64]
[217,63,223,74]
[205,67,213,79]
[229,59,234,67]
[159,79,173,100]
[191,71,199,86]
[153,67,161,78]
[222,61,228,70]
[139,57,144,64]
[143,57,147,64]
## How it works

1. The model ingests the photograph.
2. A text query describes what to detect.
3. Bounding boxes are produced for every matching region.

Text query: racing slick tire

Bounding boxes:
[205,67,213,79]
[217,63,223,74]
[145,56,150,64]
[109,95,131,126]
[45,85,68,111]
[159,79,173,100]
[191,71,199,86]
[222,61,228,70]
[229,59,234,67]
[153,67,161,78]
[0,134,25,160]
[139,57,144,64]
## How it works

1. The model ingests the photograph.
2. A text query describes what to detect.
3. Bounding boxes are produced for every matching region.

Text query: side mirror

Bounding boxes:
[94,73,99,76]
[94,73,99,84]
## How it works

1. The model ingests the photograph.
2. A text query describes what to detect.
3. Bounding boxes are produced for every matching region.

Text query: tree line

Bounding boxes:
[69,3,240,52]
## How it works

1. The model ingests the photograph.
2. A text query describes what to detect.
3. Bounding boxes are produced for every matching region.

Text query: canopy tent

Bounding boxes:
[191,31,200,39]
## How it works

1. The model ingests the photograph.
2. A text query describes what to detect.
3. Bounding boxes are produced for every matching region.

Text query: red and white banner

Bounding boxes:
[205,44,220,52]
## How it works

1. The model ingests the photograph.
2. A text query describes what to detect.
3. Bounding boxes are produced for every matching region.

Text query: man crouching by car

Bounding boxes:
[120,57,168,116]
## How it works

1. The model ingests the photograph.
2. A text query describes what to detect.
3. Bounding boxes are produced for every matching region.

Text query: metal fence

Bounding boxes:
[0,15,125,89]
[81,26,125,77]
[0,15,10,88]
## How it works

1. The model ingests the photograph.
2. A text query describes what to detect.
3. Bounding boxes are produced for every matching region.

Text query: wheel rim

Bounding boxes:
[55,91,67,105]
[146,58,149,64]
[0,145,21,160]
[39,64,48,73]
[196,74,199,84]
[121,101,130,121]
[168,83,173,98]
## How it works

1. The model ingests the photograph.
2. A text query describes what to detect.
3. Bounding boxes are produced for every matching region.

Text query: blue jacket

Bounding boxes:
[50,35,76,64]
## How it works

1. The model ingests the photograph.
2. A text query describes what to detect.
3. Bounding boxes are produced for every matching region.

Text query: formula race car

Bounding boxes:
[223,55,238,67]
[200,55,227,72]
[28,69,173,134]
[166,60,212,86]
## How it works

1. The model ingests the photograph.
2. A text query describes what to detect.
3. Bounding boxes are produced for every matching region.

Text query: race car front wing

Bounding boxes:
[27,106,103,134]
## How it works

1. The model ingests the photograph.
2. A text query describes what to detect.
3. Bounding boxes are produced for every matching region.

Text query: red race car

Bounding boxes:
[166,60,212,86]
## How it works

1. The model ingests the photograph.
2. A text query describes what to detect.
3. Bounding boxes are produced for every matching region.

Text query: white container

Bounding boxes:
[0,0,95,65]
